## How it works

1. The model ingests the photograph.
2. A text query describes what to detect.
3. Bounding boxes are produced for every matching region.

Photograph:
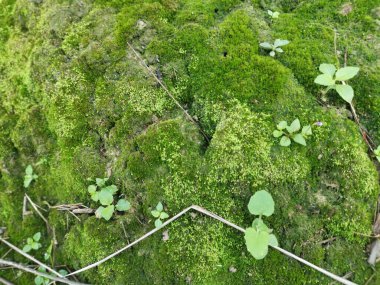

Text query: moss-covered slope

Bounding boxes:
[0,0,379,284]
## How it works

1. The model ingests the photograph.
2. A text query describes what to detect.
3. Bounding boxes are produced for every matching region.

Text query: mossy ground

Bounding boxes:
[0,0,379,284]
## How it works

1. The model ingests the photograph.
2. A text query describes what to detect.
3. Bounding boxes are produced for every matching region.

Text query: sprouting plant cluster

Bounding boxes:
[88,178,131,221]
[259,39,289,57]
[24,165,38,188]
[22,232,42,253]
[244,190,278,259]
[151,202,169,228]
[314,64,359,103]
[273,118,312,147]
[267,10,279,19]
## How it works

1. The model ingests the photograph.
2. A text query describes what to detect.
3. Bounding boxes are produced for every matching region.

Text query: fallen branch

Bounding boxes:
[0,277,14,285]
[0,259,87,285]
[65,205,356,285]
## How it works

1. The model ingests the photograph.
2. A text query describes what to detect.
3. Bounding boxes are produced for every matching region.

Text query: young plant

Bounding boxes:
[244,190,278,259]
[375,146,380,162]
[314,63,359,103]
[151,202,169,228]
[259,39,289,57]
[273,118,312,147]
[34,266,68,285]
[267,10,279,19]
[88,178,131,221]
[22,232,42,253]
[24,165,38,188]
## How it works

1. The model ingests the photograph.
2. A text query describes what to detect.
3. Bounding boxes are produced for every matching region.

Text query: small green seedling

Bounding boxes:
[267,10,279,19]
[151,202,169,228]
[22,232,42,253]
[273,118,312,147]
[24,165,38,188]
[88,178,131,221]
[259,39,289,57]
[244,190,278,260]
[314,63,359,103]
[34,266,68,285]
[375,146,380,162]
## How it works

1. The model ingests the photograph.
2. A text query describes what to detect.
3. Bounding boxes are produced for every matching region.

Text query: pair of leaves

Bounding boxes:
[245,191,278,259]
[151,202,169,228]
[22,232,42,253]
[24,165,38,188]
[267,10,279,18]
[259,39,289,57]
[273,119,312,147]
[314,64,359,103]
[94,198,130,221]
[375,146,380,162]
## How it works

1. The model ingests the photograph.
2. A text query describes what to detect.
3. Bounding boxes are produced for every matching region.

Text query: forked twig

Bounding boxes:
[0,259,87,285]
[65,205,356,285]
[127,42,210,143]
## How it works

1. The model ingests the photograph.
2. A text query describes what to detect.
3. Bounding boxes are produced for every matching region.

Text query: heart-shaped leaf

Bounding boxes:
[280,136,291,147]
[33,232,41,242]
[88,185,97,194]
[98,189,114,206]
[100,205,114,221]
[155,219,163,228]
[335,66,359,81]
[115,199,131,211]
[319,64,336,76]
[156,202,163,212]
[277,121,287,130]
[244,227,269,260]
[273,130,283,138]
[335,84,354,103]
[248,190,275,217]
[160,212,169,219]
[22,244,32,252]
[286,119,301,133]
[151,210,161,218]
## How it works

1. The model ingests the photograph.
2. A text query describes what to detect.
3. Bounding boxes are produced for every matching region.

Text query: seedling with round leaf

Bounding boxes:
[22,232,42,253]
[244,190,278,260]
[314,63,359,103]
[267,10,279,19]
[259,39,289,57]
[24,165,38,188]
[273,118,312,147]
[88,178,131,221]
[375,146,380,162]
[151,202,170,228]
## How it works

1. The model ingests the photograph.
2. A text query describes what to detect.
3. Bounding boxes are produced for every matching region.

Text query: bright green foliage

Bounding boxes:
[88,179,131,221]
[34,267,68,285]
[314,64,360,103]
[151,202,169,228]
[260,39,289,57]
[22,232,41,253]
[375,146,380,162]
[24,165,38,188]
[273,119,312,147]
[245,190,278,260]
[267,10,280,19]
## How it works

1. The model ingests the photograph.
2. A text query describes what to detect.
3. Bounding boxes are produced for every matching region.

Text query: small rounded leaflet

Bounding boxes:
[248,190,275,217]
[244,228,269,260]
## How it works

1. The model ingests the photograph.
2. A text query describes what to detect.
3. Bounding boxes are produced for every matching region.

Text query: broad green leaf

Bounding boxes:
[98,189,114,206]
[33,232,41,241]
[269,51,275,57]
[115,199,131,211]
[319,64,336,76]
[244,227,269,260]
[101,205,115,221]
[252,218,270,232]
[151,210,161,218]
[286,119,301,133]
[280,136,291,147]
[268,234,278,247]
[292,133,306,146]
[88,185,97,194]
[259,42,273,50]
[24,176,33,188]
[156,202,163,212]
[31,242,41,250]
[91,191,99,202]
[301,125,312,136]
[26,165,33,175]
[273,130,283,138]
[160,212,169,219]
[102,185,118,195]
[335,84,354,103]
[273,39,289,47]
[335,66,359,81]
[155,219,163,228]
[95,206,104,219]
[23,244,32,252]
[275,47,283,53]
[314,74,335,86]
[277,121,287,130]
[248,190,275,216]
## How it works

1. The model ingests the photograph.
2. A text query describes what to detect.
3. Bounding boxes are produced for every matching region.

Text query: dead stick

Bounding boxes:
[0,277,13,285]
[0,238,62,277]
[127,42,210,143]
[0,259,87,285]
[65,205,356,285]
